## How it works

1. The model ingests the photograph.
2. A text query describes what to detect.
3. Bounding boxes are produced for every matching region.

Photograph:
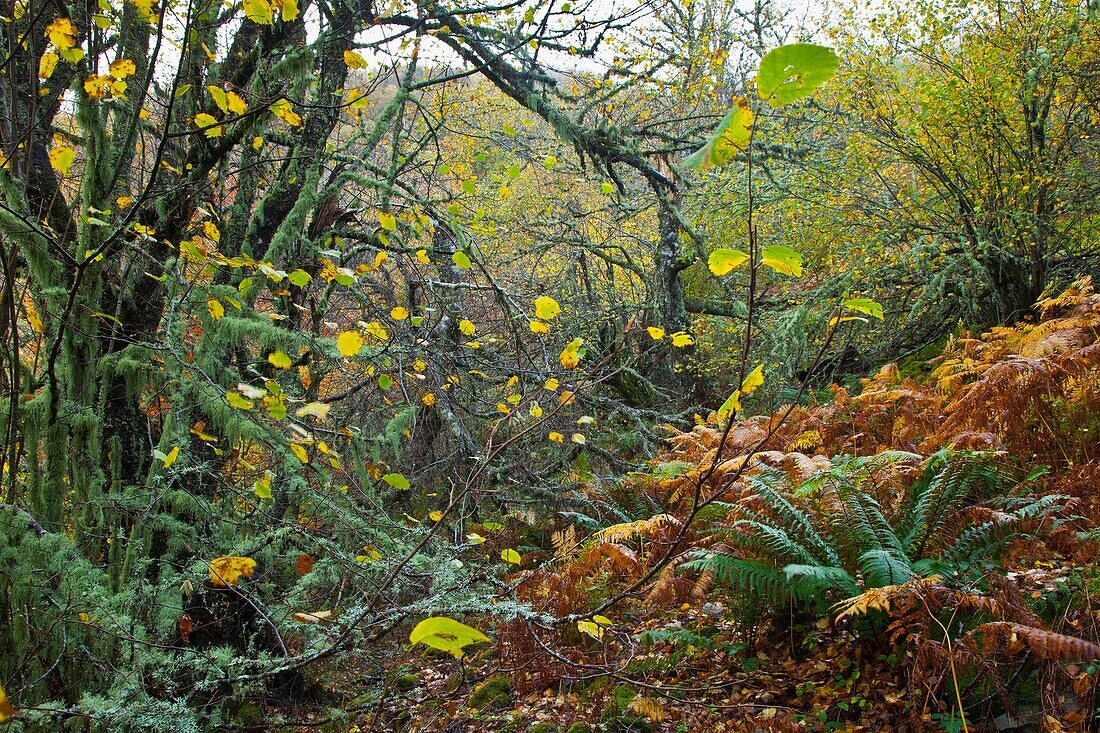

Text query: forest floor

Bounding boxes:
[327,281,1100,733]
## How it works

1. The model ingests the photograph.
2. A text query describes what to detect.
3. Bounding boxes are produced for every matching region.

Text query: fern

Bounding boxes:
[698,451,1063,614]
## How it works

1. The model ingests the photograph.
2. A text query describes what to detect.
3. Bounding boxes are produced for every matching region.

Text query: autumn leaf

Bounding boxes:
[208,556,257,587]
[708,248,750,276]
[529,320,549,334]
[344,50,368,68]
[0,681,16,720]
[243,0,273,24]
[534,295,561,320]
[49,144,77,175]
[268,350,292,369]
[670,331,694,348]
[390,306,409,320]
[501,548,521,565]
[452,251,472,269]
[207,298,225,320]
[226,391,254,410]
[163,446,180,468]
[646,326,665,340]
[295,401,331,421]
[336,330,363,357]
[109,58,136,79]
[741,364,765,395]
[270,97,302,127]
[39,52,59,79]
[46,18,77,51]
[409,617,488,658]
[378,211,397,231]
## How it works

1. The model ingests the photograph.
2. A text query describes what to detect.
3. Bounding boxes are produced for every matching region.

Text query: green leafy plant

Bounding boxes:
[682,450,1068,613]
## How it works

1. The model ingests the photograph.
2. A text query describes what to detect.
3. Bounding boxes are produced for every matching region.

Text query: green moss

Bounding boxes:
[600,684,636,720]
[527,724,556,733]
[395,672,420,690]
[564,725,592,733]
[468,674,513,711]
[603,718,653,733]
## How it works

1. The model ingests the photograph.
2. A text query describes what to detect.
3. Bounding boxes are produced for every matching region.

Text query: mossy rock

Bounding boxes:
[600,684,637,721]
[469,674,514,711]
[232,702,264,726]
[527,723,557,733]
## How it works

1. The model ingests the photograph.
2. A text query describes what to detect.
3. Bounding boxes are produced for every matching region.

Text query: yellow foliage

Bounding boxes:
[208,556,257,587]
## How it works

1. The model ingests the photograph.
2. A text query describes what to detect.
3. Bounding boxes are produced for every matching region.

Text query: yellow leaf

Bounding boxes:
[0,681,16,720]
[84,74,110,99]
[390,306,409,320]
[534,295,561,320]
[270,97,301,127]
[549,431,564,443]
[559,337,583,369]
[253,135,264,150]
[45,17,77,51]
[131,0,156,22]
[225,90,248,114]
[558,390,575,405]
[336,330,363,357]
[740,364,765,395]
[501,548,522,565]
[295,401,331,420]
[208,556,256,587]
[207,298,225,320]
[243,0,273,23]
[194,113,223,138]
[544,377,559,390]
[268,350,292,369]
[646,326,665,340]
[116,195,133,208]
[378,211,397,231]
[422,392,436,406]
[109,58,136,79]
[38,51,59,79]
[203,220,220,242]
[207,85,229,113]
[416,249,430,264]
[458,319,476,336]
[292,610,332,623]
[48,144,76,175]
[364,320,389,342]
[670,331,694,347]
[529,320,549,334]
[429,510,444,522]
[344,49,367,68]
[571,433,585,444]
[226,391,253,410]
[163,446,180,467]
[289,443,309,463]
[272,0,298,21]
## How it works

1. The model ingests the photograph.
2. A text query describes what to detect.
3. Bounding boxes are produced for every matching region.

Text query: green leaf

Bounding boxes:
[452,251,472,269]
[382,472,410,490]
[684,98,753,170]
[254,472,272,499]
[409,616,489,658]
[288,269,311,287]
[377,373,393,391]
[708,248,750,276]
[501,548,522,565]
[756,43,839,107]
[760,245,803,277]
[842,298,884,320]
[226,391,255,410]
